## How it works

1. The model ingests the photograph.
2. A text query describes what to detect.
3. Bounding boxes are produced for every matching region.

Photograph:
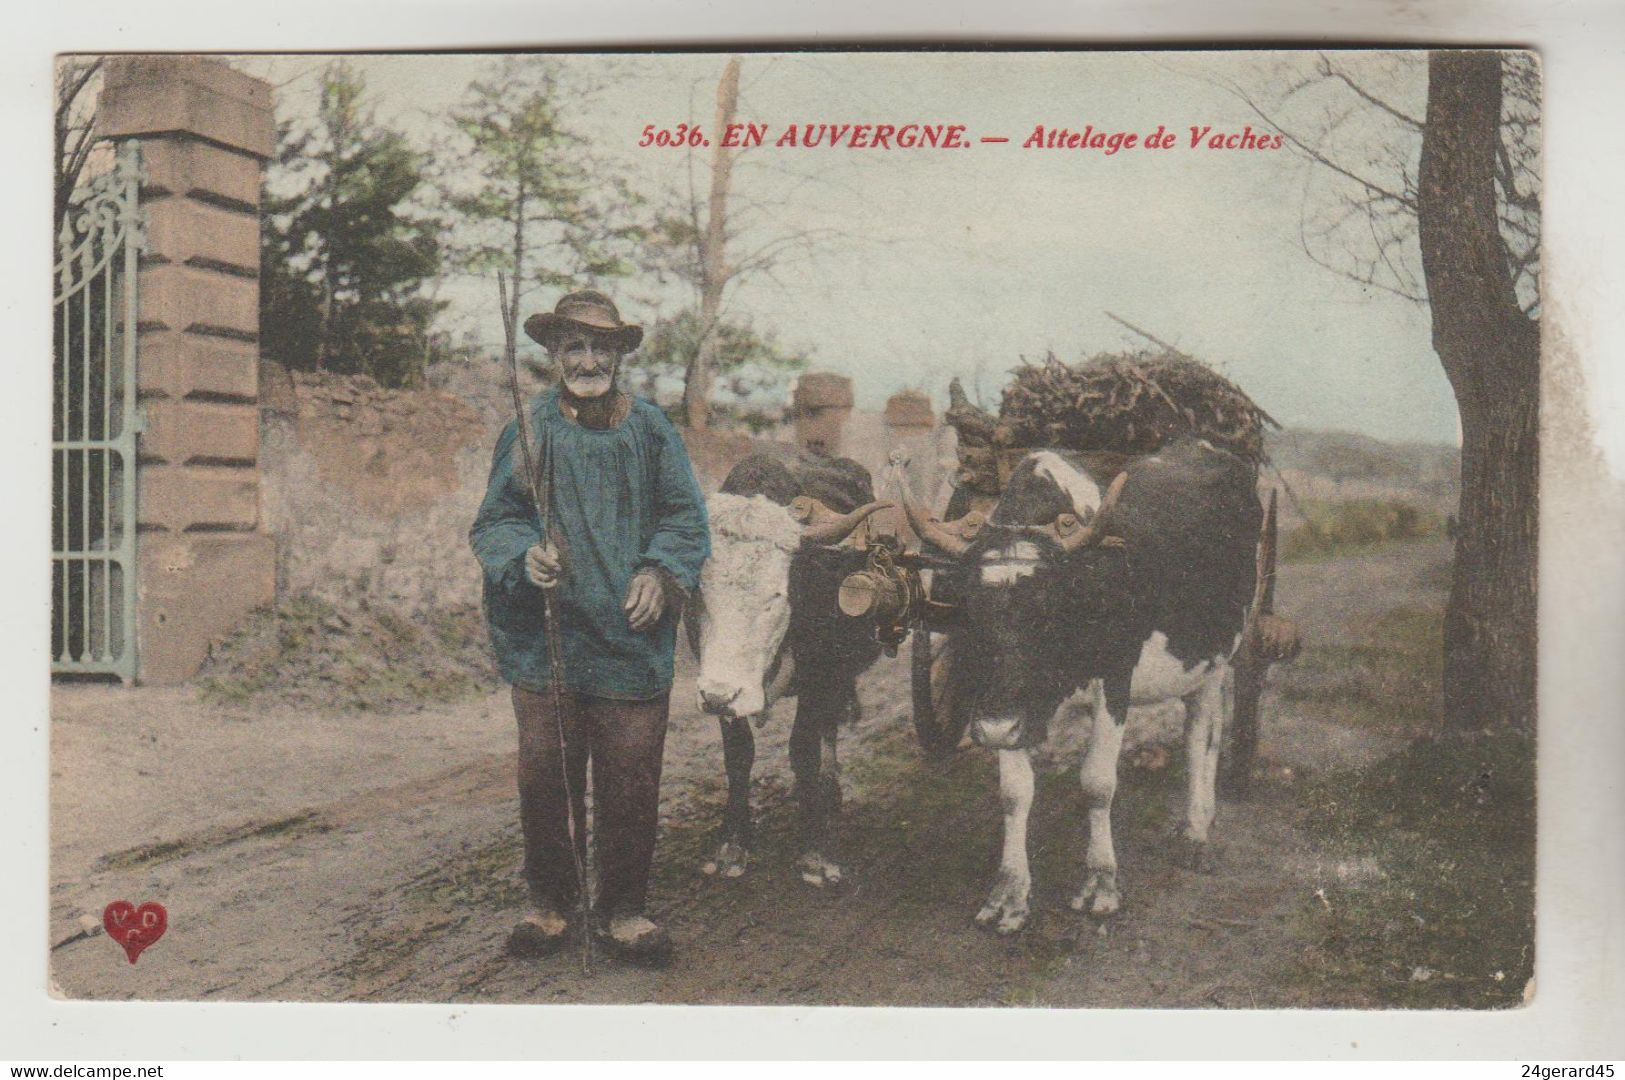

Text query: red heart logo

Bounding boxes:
[103,900,167,965]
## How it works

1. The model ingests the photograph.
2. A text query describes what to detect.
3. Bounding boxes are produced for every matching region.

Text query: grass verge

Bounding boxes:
[1280,591,1534,1008]
[1282,498,1444,563]
[1277,604,1444,737]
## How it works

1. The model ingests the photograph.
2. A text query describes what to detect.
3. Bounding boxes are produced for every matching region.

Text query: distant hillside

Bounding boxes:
[1268,429,1460,521]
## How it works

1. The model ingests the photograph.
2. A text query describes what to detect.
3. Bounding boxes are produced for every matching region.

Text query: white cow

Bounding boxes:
[689,447,889,885]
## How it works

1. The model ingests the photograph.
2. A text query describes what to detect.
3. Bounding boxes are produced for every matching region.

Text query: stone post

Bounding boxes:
[884,388,947,513]
[792,372,855,457]
[883,389,934,433]
[100,56,277,684]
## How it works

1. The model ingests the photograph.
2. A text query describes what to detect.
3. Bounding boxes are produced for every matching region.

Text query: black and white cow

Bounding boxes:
[900,436,1261,932]
[689,445,891,887]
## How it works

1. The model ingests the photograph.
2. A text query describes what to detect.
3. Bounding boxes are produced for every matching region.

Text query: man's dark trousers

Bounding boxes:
[512,685,670,919]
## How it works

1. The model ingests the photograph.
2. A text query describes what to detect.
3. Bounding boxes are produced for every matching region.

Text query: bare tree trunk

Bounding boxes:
[316,92,352,374]
[682,56,741,431]
[1418,50,1539,731]
[510,179,527,354]
[316,145,338,373]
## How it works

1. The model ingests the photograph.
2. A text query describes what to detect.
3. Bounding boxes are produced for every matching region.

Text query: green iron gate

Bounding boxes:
[53,142,142,679]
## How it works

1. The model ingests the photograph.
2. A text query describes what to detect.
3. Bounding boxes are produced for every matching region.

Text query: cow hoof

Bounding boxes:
[975,872,1031,934]
[1069,872,1121,919]
[974,904,1030,936]
[702,840,750,879]
[797,852,845,889]
[994,908,1029,935]
[1177,837,1219,874]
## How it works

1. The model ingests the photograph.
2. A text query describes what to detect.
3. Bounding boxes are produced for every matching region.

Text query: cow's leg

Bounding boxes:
[790,682,844,888]
[1072,677,1128,918]
[1178,667,1226,872]
[976,747,1035,934]
[820,717,843,820]
[702,715,755,878]
[802,714,847,887]
[820,685,858,816]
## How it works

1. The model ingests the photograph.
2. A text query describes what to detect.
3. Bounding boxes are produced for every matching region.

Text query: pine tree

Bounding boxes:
[439,57,642,357]
[261,61,444,387]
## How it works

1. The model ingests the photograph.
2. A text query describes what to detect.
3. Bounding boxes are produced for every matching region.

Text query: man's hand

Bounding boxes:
[525,543,562,590]
[624,571,666,631]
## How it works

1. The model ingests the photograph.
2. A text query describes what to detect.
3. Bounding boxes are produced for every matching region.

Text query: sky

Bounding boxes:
[237,51,1465,446]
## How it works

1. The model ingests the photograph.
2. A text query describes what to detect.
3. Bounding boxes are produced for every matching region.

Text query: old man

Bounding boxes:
[470,289,710,966]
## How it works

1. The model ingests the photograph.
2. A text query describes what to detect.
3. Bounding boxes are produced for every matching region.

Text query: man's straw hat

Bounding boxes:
[523,290,643,352]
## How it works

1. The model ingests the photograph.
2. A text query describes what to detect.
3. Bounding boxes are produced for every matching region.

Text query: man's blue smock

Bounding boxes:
[469,389,710,699]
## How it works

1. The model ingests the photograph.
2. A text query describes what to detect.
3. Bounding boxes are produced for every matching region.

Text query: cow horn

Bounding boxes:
[898,488,983,557]
[1057,471,1129,553]
[791,496,894,545]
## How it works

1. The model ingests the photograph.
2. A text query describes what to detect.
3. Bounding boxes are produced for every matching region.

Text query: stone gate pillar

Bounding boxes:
[100,56,276,685]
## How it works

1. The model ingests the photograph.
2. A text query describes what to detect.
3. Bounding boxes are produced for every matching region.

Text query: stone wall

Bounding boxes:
[258,362,950,619]
[260,366,493,615]
[258,366,786,617]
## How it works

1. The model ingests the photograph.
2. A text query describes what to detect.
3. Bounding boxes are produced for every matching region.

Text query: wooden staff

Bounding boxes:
[499,272,592,972]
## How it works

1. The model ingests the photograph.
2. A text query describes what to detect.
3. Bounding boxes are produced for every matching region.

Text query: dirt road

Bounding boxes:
[48,541,1445,1006]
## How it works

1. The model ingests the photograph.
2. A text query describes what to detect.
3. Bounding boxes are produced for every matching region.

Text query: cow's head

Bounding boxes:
[903,452,1128,747]
[694,491,890,721]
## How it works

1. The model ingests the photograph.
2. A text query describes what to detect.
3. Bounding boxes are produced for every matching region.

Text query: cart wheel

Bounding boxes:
[1222,487,1284,799]
[911,627,961,757]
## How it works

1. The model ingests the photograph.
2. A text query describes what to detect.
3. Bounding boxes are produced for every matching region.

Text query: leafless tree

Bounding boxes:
[1418,51,1539,733]
[680,56,741,431]
[55,57,105,232]
[643,56,851,430]
[1219,52,1539,317]
[1220,51,1540,731]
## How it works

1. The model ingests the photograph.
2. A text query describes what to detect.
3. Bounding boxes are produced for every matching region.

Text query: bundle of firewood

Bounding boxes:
[947,350,1276,496]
